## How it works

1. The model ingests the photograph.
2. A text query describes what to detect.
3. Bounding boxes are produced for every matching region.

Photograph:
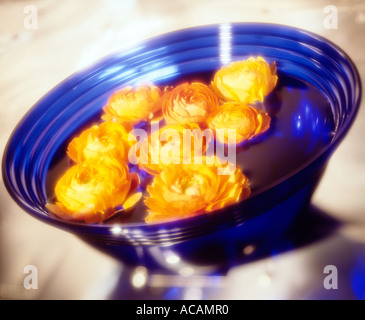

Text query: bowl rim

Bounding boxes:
[2,22,362,237]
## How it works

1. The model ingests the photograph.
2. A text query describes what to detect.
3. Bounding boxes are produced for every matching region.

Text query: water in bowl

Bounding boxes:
[45,71,335,224]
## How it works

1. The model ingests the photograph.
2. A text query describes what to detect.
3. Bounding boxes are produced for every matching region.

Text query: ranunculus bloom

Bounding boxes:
[67,121,132,163]
[130,122,212,175]
[211,56,278,104]
[102,85,162,125]
[47,159,141,223]
[144,159,251,223]
[207,101,271,144]
[161,82,219,125]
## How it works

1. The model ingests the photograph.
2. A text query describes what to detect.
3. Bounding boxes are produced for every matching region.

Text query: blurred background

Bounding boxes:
[1,0,365,300]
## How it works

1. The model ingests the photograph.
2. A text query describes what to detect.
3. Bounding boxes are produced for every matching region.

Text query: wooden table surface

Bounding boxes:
[1,0,365,300]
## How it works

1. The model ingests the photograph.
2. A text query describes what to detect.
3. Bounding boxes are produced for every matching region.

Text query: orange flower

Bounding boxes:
[162,82,219,125]
[47,159,141,223]
[207,101,271,144]
[102,85,162,125]
[129,122,212,175]
[144,159,250,223]
[211,56,278,104]
[67,121,132,163]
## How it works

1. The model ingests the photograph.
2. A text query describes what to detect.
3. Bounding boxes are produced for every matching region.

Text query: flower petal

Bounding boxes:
[211,56,278,104]
[144,158,250,223]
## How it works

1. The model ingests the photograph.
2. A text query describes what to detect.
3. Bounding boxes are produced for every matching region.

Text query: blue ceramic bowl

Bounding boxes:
[2,23,361,273]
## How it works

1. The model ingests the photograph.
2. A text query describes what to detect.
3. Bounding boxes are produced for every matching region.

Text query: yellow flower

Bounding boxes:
[211,56,278,104]
[67,121,133,163]
[102,85,162,125]
[144,159,251,223]
[162,82,219,125]
[130,122,212,175]
[47,159,141,223]
[207,101,271,144]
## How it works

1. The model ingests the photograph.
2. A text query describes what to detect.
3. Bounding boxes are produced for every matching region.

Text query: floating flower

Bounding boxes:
[211,56,278,104]
[161,82,219,125]
[47,159,141,223]
[67,121,132,163]
[207,101,271,144]
[129,122,212,175]
[102,84,162,125]
[144,159,251,223]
